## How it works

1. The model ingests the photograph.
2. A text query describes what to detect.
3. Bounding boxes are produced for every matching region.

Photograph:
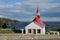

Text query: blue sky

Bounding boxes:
[0,0,60,22]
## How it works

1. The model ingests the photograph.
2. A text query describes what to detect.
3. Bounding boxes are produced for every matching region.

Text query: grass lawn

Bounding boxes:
[0,29,15,34]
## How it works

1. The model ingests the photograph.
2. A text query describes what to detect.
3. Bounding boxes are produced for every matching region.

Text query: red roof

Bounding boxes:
[33,16,45,27]
[33,8,45,27]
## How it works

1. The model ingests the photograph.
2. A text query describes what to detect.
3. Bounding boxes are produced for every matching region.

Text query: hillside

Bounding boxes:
[0,18,20,28]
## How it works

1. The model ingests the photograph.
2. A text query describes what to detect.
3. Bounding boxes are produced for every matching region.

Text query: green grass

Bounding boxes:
[0,29,15,34]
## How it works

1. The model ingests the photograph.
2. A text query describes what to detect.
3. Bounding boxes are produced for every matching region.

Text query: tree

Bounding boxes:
[2,23,7,28]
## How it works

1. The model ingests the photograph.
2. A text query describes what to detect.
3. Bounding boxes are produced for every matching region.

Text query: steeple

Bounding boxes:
[36,8,40,19]
[33,8,45,27]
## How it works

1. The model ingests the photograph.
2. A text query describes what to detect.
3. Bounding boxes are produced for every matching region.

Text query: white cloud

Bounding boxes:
[24,0,53,4]
[0,0,60,22]
[0,15,3,18]
[0,2,33,15]
[15,2,22,5]
[0,0,60,14]
[0,2,11,9]
[13,17,60,22]
[47,5,60,12]
[22,0,60,12]
[9,9,21,12]
[15,16,35,21]
[0,15,8,18]
[0,4,8,9]
[41,17,60,22]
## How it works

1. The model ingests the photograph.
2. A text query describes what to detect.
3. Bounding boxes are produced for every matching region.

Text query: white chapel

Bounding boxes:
[25,8,45,34]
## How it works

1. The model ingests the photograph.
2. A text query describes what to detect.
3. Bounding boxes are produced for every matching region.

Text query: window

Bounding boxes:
[28,29,31,33]
[37,29,41,33]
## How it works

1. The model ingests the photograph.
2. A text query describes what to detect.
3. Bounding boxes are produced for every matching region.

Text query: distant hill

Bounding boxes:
[0,18,20,28]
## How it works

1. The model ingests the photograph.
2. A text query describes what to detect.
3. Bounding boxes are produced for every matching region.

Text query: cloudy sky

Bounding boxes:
[0,0,60,22]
